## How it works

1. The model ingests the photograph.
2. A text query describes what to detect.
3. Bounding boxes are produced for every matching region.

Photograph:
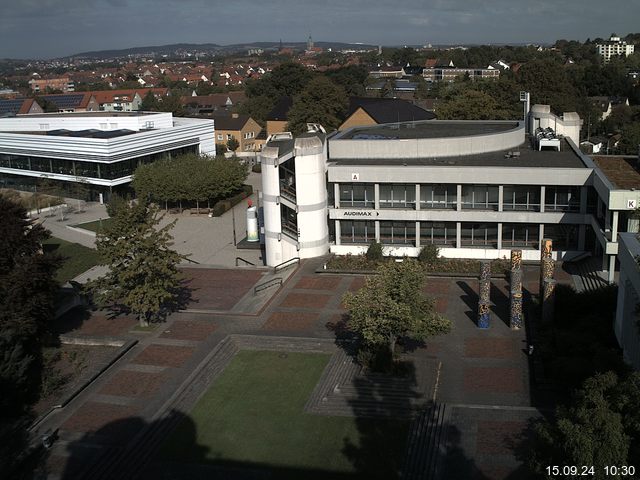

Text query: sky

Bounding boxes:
[0,0,638,59]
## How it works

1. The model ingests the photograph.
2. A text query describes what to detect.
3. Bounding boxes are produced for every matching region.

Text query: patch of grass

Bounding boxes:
[42,237,100,283]
[161,350,408,479]
[73,217,113,233]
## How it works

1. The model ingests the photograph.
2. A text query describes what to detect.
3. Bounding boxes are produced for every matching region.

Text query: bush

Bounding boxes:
[252,163,262,173]
[366,241,384,262]
[418,244,439,265]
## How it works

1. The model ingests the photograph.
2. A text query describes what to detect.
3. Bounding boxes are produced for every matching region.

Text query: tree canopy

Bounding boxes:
[286,76,348,134]
[131,154,248,210]
[342,260,452,360]
[90,200,184,326]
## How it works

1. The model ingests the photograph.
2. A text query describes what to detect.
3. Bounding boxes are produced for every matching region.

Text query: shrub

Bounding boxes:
[366,241,384,262]
[252,163,262,173]
[418,244,439,265]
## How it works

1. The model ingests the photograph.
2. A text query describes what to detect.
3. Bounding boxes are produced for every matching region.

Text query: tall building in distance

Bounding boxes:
[597,34,635,63]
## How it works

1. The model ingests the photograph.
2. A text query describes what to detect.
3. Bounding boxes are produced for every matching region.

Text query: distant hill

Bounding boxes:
[69,41,378,59]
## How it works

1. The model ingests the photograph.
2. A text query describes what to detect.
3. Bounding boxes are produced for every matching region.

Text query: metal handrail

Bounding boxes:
[254,277,283,294]
[273,257,300,273]
[235,257,256,267]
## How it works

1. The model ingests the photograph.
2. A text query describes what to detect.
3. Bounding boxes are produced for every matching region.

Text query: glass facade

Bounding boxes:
[502,223,539,248]
[420,184,456,209]
[545,186,580,212]
[0,145,198,181]
[339,183,374,208]
[380,221,416,245]
[281,204,298,239]
[420,222,456,246]
[379,184,416,209]
[461,223,499,247]
[461,185,499,210]
[544,224,579,250]
[340,220,375,244]
[503,186,540,211]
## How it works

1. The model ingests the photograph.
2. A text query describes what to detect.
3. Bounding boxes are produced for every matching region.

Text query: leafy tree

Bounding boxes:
[139,90,159,111]
[90,200,184,327]
[286,76,348,134]
[366,241,384,262]
[157,94,184,116]
[529,371,640,479]
[226,137,239,152]
[516,59,579,113]
[34,96,59,113]
[0,195,60,475]
[618,122,640,155]
[438,88,511,120]
[342,260,452,365]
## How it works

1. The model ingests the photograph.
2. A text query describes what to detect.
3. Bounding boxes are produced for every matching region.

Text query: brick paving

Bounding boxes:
[133,344,195,368]
[99,370,167,398]
[262,311,320,331]
[52,311,137,336]
[279,291,331,309]
[183,267,264,310]
[159,319,217,341]
[36,261,575,479]
[464,367,524,394]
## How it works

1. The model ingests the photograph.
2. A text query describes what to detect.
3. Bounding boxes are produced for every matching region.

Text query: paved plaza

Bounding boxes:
[33,256,566,480]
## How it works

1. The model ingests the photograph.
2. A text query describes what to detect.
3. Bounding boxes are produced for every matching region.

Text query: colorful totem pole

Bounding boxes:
[542,278,557,323]
[478,260,491,328]
[509,249,524,329]
[539,238,553,294]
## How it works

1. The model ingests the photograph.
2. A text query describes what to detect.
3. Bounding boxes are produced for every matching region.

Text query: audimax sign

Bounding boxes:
[341,211,380,217]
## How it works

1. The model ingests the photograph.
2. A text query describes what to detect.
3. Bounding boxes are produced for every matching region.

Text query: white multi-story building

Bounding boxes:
[259,105,640,285]
[597,34,635,63]
[0,111,215,201]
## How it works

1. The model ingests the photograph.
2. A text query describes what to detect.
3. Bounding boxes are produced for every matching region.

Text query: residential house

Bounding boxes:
[36,92,99,112]
[212,113,262,152]
[182,92,246,116]
[28,76,74,93]
[597,34,635,63]
[339,97,436,131]
[588,96,630,121]
[0,98,44,116]
[266,96,293,136]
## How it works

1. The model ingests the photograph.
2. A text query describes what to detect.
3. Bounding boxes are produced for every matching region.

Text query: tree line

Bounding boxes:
[131,153,248,211]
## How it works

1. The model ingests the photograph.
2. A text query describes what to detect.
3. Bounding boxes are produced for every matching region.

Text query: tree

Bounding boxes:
[286,76,348,134]
[0,195,60,475]
[90,200,184,327]
[529,371,640,479]
[139,90,159,111]
[618,122,640,155]
[226,137,239,152]
[342,260,452,366]
[437,88,511,120]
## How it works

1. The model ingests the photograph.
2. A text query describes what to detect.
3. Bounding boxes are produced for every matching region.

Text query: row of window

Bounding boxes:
[0,145,198,180]
[338,220,579,250]
[336,183,583,212]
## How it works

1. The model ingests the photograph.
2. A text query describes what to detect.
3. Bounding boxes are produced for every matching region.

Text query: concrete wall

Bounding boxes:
[530,105,582,146]
[2,111,173,131]
[329,121,524,159]
[615,233,640,370]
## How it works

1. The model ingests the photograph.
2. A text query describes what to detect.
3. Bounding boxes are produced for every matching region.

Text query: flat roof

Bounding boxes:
[593,155,640,189]
[330,137,586,169]
[16,111,159,118]
[337,121,519,140]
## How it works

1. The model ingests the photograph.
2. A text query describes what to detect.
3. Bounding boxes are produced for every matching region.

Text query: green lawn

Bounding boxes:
[42,237,100,283]
[161,350,408,479]
[73,217,113,233]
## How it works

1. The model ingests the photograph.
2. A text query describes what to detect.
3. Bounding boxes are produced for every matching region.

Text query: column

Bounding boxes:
[374,183,380,210]
[608,255,616,284]
[415,185,421,211]
[375,221,380,242]
[456,222,462,249]
[612,211,619,240]
[334,183,340,208]
[498,185,504,212]
[415,221,421,248]
[510,291,523,330]
[335,220,341,245]
[542,278,556,323]
[456,184,462,211]
[539,186,546,213]
[497,223,503,250]
[478,260,491,329]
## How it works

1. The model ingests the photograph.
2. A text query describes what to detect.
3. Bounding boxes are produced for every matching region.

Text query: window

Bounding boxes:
[217,134,223,140]
[461,223,498,247]
[420,184,456,209]
[502,224,539,248]
[545,187,580,212]
[226,134,233,140]
[339,183,374,208]
[281,204,297,239]
[461,185,499,210]
[39,123,49,130]
[340,220,375,244]
[380,221,416,245]
[544,224,579,250]
[503,186,540,211]
[379,184,416,209]
[420,222,456,246]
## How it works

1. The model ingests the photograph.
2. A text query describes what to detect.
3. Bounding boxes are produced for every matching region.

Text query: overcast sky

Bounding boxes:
[1,0,638,59]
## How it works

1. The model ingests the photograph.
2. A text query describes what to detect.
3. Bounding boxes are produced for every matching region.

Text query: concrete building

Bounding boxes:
[597,34,635,63]
[258,105,640,285]
[0,111,215,201]
[28,76,75,93]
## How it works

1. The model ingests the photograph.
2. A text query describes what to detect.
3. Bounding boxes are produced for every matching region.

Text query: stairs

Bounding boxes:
[566,257,609,292]
[401,403,450,480]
